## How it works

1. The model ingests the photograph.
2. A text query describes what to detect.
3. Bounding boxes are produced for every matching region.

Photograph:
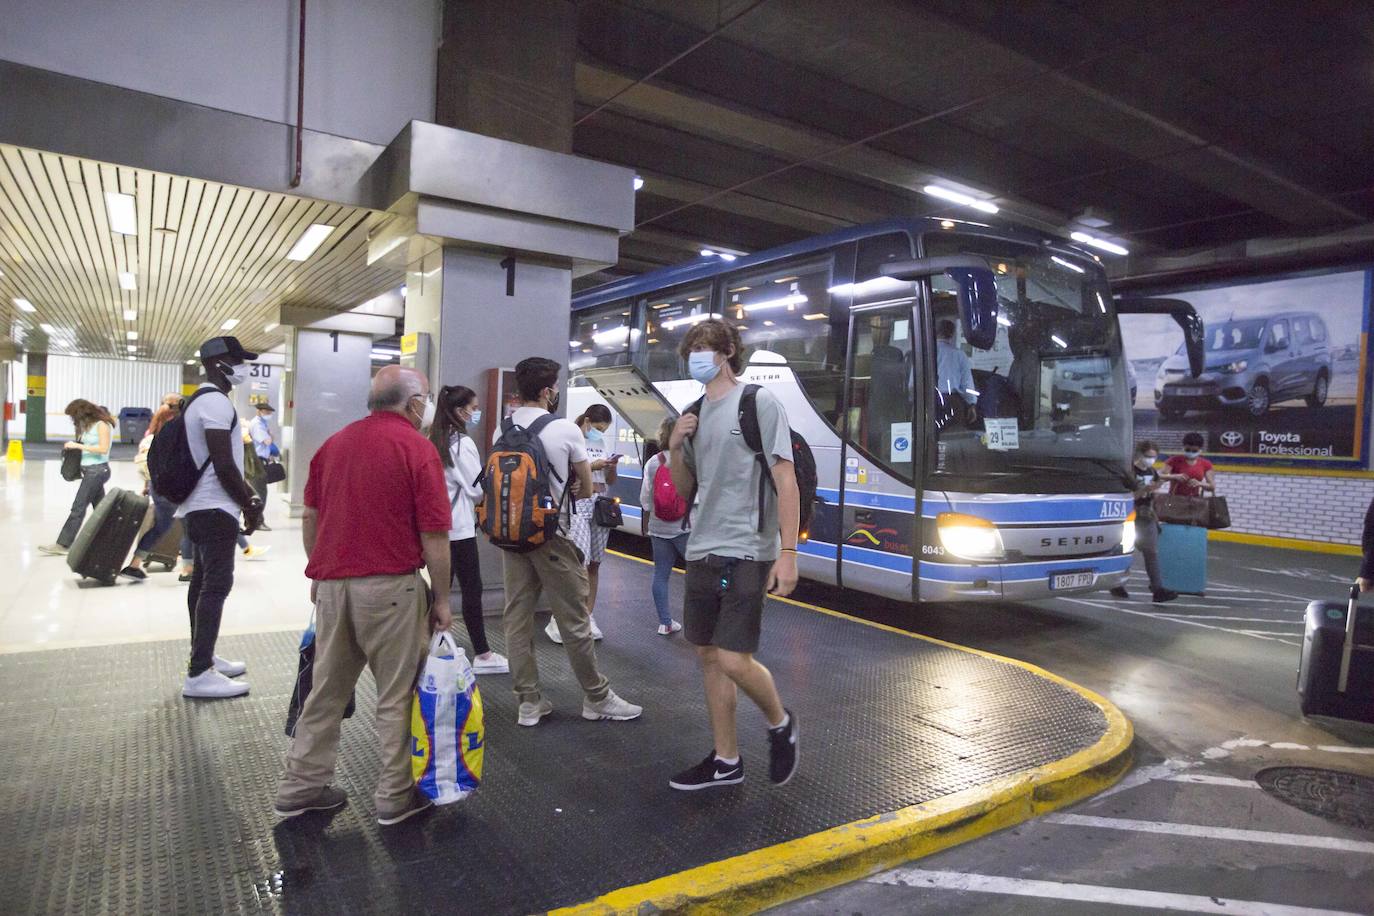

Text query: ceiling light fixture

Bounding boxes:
[743,293,808,313]
[264,322,279,332]
[922,184,999,214]
[126,330,138,340]
[123,309,137,321]
[104,192,137,235]
[1070,231,1129,256]
[285,223,335,261]
[126,345,136,352]
[802,313,827,321]
[661,312,720,331]
[14,298,35,313]
[1050,256,1085,274]
[118,271,136,290]
[221,318,239,331]
[40,323,56,334]
[633,176,645,191]
[699,249,737,262]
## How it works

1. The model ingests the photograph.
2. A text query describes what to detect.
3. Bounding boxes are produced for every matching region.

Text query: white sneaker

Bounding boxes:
[517,697,553,727]
[472,651,509,675]
[545,618,564,644]
[183,669,250,699]
[583,690,642,721]
[213,655,247,678]
[657,621,683,637]
[242,545,271,560]
[589,616,604,640]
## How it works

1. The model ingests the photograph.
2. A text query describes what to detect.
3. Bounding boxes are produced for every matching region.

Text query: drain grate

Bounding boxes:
[1255,767,1374,832]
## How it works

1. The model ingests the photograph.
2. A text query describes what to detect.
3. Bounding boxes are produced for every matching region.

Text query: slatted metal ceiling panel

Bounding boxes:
[0,144,402,362]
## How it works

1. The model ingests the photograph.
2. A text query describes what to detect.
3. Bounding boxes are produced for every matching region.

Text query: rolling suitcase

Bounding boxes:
[145,517,183,570]
[1297,585,1374,723]
[66,487,149,586]
[1157,522,1207,595]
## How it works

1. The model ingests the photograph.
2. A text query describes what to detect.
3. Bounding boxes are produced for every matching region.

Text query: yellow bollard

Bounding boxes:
[5,440,22,462]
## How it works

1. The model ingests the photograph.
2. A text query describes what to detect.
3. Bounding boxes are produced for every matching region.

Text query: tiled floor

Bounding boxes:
[0,456,306,653]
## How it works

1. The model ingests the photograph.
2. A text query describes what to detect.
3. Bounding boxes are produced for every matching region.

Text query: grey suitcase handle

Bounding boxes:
[1339,584,1360,693]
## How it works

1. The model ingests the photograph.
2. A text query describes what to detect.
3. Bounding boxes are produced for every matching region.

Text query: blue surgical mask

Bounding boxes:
[1183,450,1200,459]
[688,351,722,385]
[586,428,604,444]
[467,409,482,426]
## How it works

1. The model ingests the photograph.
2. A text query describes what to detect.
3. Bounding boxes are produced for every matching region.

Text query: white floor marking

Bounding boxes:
[1316,745,1374,755]
[1164,773,1259,789]
[1154,614,1302,623]
[1043,814,1374,855]
[1090,759,1194,800]
[866,868,1366,915]
[1061,598,1302,646]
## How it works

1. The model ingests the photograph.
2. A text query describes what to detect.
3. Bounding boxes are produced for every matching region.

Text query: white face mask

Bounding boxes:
[688,350,722,385]
[410,395,435,430]
[225,364,252,387]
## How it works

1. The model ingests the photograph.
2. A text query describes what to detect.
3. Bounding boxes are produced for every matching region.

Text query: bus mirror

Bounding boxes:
[1115,297,1205,377]
[881,256,999,350]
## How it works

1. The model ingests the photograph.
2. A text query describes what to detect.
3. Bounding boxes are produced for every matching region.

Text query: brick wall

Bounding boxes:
[1216,470,1374,545]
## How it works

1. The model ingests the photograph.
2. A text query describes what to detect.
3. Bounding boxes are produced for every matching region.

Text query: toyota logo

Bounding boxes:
[1220,431,1244,447]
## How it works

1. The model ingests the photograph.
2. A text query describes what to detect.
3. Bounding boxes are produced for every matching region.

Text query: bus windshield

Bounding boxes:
[925,232,1131,492]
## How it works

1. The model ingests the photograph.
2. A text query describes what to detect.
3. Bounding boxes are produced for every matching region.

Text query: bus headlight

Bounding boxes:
[1121,511,1137,553]
[937,513,1004,560]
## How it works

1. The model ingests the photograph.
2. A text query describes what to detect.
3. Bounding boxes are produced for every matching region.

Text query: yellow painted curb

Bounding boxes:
[1207,528,1362,557]
[551,552,1135,916]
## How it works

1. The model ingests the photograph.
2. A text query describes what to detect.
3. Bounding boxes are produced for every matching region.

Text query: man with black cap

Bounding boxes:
[177,336,265,699]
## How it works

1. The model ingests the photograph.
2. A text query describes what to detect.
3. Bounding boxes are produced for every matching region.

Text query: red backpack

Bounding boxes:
[651,454,687,523]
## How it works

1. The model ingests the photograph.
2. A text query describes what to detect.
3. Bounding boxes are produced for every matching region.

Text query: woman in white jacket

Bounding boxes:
[429,385,507,674]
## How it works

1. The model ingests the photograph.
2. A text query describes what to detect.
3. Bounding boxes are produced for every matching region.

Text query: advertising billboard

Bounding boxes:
[1120,267,1371,467]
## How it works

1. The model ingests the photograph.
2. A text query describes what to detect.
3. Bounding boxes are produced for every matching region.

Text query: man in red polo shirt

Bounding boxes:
[274,365,454,827]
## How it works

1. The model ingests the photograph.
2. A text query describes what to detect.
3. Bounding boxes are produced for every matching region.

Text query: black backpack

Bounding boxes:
[147,388,224,503]
[686,384,820,539]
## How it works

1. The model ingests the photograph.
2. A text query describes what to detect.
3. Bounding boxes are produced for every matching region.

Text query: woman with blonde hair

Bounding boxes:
[39,399,115,555]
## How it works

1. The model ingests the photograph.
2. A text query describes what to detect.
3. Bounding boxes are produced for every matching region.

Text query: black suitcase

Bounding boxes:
[1297,585,1374,723]
[145,517,183,570]
[66,487,150,586]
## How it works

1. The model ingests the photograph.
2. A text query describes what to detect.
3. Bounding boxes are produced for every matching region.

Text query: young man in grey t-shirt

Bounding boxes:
[667,319,800,790]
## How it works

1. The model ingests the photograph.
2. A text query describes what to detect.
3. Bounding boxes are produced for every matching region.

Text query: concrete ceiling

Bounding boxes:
[571,0,1374,290]
[0,144,401,361]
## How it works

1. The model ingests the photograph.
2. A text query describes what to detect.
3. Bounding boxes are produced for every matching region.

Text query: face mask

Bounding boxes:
[1183,450,1200,459]
[586,428,604,444]
[411,396,435,430]
[1135,457,1154,469]
[688,351,722,385]
[225,364,252,387]
[546,390,560,414]
[467,408,482,426]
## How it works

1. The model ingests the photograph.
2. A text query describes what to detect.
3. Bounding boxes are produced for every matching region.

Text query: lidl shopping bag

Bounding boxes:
[284,614,356,738]
[411,632,484,804]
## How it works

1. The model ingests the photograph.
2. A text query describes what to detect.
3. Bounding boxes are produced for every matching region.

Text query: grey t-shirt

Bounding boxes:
[682,384,793,562]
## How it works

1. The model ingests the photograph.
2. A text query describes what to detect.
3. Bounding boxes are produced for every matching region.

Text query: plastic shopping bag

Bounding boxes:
[410,632,484,804]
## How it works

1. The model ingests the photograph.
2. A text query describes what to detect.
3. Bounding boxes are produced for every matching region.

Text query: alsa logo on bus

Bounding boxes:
[1100,500,1132,519]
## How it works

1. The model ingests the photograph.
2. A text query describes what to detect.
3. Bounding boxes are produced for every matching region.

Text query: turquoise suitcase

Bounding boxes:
[1158,522,1207,595]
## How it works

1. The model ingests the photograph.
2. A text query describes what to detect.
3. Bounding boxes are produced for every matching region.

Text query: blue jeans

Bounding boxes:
[134,487,177,559]
[650,533,690,626]
[57,463,110,547]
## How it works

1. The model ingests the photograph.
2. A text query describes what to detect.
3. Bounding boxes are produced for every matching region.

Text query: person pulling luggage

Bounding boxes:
[39,400,114,556]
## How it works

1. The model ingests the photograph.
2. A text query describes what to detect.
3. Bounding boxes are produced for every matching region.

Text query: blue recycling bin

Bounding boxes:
[118,407,153,443]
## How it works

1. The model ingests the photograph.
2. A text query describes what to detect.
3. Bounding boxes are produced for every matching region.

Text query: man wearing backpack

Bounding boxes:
[489,357,641,727]
[174,336,265,699]
[667,319,800,791]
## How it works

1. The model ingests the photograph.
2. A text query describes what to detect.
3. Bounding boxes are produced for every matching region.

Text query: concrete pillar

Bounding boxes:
[435,0,576,154]
[283,329,373,516]
[24,352,46,443]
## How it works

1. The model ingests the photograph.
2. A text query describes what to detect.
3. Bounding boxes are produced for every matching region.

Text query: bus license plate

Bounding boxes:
[1051,571,1095,590]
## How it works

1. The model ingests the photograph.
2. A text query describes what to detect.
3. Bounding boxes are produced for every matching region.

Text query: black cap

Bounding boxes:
[199,336,258,363]
[256,403,276,412]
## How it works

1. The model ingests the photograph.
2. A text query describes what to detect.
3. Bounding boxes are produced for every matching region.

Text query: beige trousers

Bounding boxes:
[502,534,609,704]
[276,572,428,812]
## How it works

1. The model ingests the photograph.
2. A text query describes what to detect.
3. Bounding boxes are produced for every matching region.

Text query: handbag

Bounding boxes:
[285,612,357,738]
[264,461,286,485]
[1206,495,1231,530]
[1152,492,1210,527]
[60,447,83,482]
[593,495,623,528]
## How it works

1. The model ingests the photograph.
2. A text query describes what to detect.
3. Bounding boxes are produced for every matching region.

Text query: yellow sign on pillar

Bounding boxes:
[400,333,419,356]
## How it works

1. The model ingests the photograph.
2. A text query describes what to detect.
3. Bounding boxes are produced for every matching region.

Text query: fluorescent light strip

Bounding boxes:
[285,223,335,261]
[14,298,35,313]
[221,318,239,331]
[1050,256,1085,274]
[923,184,999,214]
[1070,231,1129,256]
[743,293,808,313]
[264,322,279,332]
[118,271,137,290]
[126,330,138,340]
[123,309,137,321]
[1051,334,1069,348]
[700,249,738,262]
[661,312,719,330]
[39,323,56,334]
[104,192,137,235]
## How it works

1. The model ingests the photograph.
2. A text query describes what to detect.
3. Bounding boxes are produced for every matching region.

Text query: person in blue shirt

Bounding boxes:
[248,403,277,531]
[935,319,979,427]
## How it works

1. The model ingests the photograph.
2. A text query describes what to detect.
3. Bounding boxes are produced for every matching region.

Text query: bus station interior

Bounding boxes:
[1,2,1373,914]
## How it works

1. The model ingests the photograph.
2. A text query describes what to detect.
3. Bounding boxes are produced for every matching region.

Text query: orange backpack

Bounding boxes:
[476,414,569,552]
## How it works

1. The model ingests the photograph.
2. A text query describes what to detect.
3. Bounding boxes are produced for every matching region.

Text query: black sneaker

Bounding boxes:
[274,785,347,819]
[669,752,744,791]
[178,571,193,583]
[1153,589,1179,604]
[768,710,799,785]
[1109,586,1129,598]
[119,565,147,581]
[376,789,434,826]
